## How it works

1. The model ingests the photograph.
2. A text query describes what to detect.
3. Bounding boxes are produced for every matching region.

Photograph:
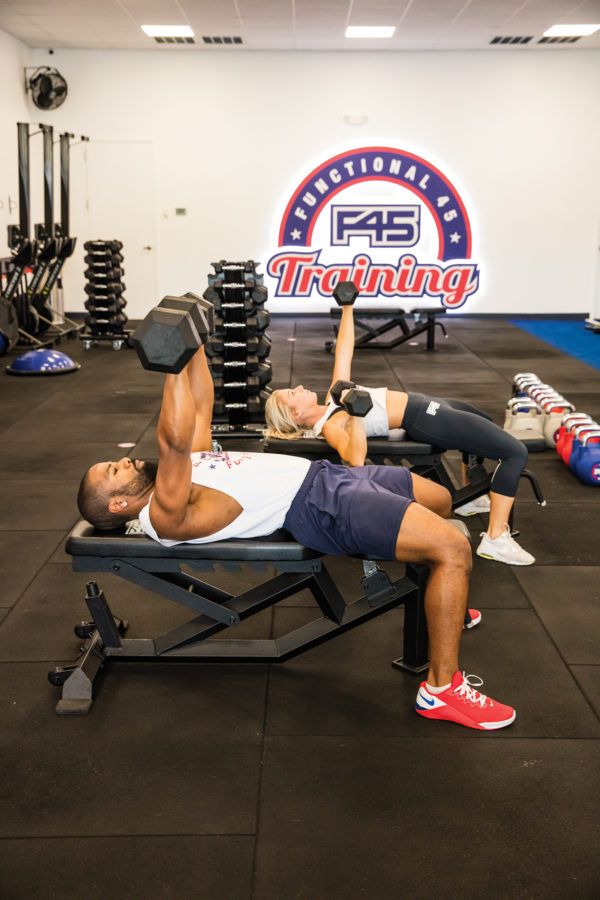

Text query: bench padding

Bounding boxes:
[264,436,442,457]
[330,306,446,317]
[66,520,322,562]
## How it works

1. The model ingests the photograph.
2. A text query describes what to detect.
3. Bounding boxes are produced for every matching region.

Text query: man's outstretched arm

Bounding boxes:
[151,372,196,532]
[186,345,214,452]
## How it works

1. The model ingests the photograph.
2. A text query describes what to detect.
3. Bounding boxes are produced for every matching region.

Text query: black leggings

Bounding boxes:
[402,393,528,498]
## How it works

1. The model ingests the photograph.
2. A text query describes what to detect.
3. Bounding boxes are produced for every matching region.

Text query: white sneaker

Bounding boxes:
[476,525,535,566]
[455,495,491,517]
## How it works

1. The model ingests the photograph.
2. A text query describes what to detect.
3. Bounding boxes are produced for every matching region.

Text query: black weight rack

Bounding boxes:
[204,259,273,438]
[80,239,132,351]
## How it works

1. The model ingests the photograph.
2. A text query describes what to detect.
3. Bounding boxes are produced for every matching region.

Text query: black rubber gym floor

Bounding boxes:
[0,317,599,899]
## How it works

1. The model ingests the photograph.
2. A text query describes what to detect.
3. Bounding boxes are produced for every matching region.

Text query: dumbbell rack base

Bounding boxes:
[80,330,133,351]
[211,423,265,438]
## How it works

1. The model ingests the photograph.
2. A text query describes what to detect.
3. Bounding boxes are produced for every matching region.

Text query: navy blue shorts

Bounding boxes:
[283,460,415,560]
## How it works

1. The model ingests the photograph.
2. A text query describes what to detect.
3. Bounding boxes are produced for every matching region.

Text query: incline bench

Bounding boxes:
[49,521,430,715]
[325,306,448,353]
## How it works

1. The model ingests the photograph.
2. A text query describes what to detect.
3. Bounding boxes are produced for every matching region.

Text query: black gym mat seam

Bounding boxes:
[265,733,600,740]
[0,530,69,622]
[504,593,600,723]
[0,833,257,840]
[250,659,272,899]
[568,665,600,717]
[444,328,517,394]
[451,324,600,385]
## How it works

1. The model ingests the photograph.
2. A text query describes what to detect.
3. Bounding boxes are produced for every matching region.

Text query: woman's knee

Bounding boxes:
[437,486,452,518]
[425,483,452,518]
[514,440,528,469]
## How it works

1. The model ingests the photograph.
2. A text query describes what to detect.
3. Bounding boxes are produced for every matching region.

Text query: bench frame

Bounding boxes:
[326,306,448,353]
[50,540,430,715]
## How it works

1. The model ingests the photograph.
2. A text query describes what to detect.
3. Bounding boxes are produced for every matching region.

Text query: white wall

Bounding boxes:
[15,42,600,316]
[0,29,32,258]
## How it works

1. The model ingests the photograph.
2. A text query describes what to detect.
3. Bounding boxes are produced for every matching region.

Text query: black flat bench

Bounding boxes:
[49,520,430,715]
[263,434,546,528]
[326,306,448,353]
[264,434,488,509]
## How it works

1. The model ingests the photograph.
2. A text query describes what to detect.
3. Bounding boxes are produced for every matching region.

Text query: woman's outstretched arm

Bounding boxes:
[327,305,355,399]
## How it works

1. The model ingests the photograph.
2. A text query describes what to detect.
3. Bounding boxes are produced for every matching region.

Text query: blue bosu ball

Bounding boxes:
[6,348,80,376]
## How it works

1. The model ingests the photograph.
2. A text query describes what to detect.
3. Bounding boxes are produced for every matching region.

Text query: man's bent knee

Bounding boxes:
[437,531,472,572]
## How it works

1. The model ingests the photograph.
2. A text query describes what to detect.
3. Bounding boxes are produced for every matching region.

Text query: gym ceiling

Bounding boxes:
[0,0,599,52]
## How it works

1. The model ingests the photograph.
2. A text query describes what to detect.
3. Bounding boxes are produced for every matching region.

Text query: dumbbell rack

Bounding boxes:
[80,239,132,351]
[204,260,272,437]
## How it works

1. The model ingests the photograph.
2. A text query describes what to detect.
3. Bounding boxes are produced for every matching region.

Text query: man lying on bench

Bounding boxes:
[265,285,534,568]
[77,317,516,731]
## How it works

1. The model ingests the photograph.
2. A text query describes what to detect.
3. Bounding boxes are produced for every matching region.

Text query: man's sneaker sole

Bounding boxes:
[464,609,482,629]
[415,704,516,730]
[476,549,535,566]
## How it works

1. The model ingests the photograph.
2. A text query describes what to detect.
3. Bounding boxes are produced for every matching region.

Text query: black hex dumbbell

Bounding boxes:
[85,311,127,329]
[84,267,124,280]
[85,282,125,296]
[84,283,125,297]
[85,300,126,315]
[333,280,359,306]
[84,254,123,265]
[210,356,270,379]
[205,334,271,359]
[213,309,270,335]
[85,257,124,268]
[132,293,214,373]
[85,268,124,280]
[212,368,272,395]
[330,380,373,417]
[211,259,259,276]
[207,272,264,289]
[84,240,123,252]
[213,390,269,417]
[84,253,123,266]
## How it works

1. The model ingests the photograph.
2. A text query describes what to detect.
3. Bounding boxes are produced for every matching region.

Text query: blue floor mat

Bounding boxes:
[510,318,600,372]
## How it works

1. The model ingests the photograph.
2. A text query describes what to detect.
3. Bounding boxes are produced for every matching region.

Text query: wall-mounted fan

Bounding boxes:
[25,67,68,110]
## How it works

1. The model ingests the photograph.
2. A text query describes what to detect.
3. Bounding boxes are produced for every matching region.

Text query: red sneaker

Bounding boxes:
[415,671,516,730]
[464,608,481,630]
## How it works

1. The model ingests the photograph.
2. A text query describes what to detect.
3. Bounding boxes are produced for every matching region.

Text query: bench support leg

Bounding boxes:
[392,563,429,673]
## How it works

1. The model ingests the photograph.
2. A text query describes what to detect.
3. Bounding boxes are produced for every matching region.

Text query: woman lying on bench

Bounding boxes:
[265,302,533,567]
[77,334,515,731]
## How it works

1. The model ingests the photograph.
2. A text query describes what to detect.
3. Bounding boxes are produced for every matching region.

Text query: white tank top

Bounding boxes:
[138,450,311,547]
[312,385,389,438]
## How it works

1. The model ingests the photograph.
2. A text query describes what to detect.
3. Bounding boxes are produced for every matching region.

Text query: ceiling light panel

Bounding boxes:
[543,24,600,37]
[345,26,396,39]
[141,25,194,37]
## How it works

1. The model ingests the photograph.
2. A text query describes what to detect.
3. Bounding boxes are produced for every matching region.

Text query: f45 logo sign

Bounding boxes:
[267,146,481,309]
[332,205,420,248]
